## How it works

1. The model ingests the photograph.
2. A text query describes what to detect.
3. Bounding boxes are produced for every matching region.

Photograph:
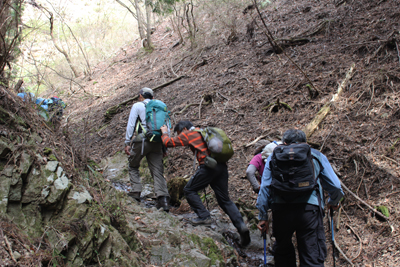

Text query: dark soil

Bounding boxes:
[60,0,400,266]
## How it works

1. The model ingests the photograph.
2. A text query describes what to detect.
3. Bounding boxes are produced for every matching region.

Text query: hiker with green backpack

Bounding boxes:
[160,120,251,248]
[256,129,344,266]
[124,87,171,212]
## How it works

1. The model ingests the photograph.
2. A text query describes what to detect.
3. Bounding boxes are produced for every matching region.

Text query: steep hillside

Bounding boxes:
[4,0,399,266]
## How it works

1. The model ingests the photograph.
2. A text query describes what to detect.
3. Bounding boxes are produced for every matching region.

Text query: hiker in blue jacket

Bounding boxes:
[256,129,344,267]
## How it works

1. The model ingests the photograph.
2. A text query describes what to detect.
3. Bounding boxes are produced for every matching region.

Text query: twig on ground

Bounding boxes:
[160,31,173,41]
[345,223,363,261]
[365,82,375,115]
[329,214,355,266]
[244,134,272,147]
[385,190,400,198]
[217,92,230,101]
[3,233,17,263]
[341,181,388,221]
[341,206,353,223]
[320,126,335,151]
[380,155,400,165]
[226,108,245,116]
[150,57,158,69]
[170,59,179,77]
[42,122,54,133]
[396,42,400,66]
[173,103,200,115]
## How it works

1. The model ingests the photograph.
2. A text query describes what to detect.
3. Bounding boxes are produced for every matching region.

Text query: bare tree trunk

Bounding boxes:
[172,7,184,45]
[145,0,152,49]
[134,0,145,40]
[47,12,79,78]
[0,0,23,85]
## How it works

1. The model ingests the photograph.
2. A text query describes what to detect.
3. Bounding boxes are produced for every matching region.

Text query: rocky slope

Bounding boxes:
[0,93,243,266]
[2,0,400,266]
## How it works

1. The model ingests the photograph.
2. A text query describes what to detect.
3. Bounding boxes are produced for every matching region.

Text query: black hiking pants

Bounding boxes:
[271,203,327,267]
[184,163,246,232]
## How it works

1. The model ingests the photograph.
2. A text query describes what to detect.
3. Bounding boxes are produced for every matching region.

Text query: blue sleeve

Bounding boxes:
[315,151,344,205]
[256,155,272,221]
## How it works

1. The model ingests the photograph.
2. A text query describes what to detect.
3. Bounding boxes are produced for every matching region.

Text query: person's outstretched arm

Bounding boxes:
[246,164,260,193]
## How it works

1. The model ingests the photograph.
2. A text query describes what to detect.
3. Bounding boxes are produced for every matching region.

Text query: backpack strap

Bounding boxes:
[134,101,148,136]
[311,155,325,216]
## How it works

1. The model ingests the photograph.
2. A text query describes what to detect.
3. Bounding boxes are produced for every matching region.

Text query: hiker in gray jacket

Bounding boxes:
[124,87,170,211]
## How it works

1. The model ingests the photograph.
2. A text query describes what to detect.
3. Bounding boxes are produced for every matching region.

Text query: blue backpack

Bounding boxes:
[143,100,171,142]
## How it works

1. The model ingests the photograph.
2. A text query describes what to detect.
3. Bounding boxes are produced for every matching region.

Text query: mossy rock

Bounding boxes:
[376,205,390,217]
[167,177,188,205]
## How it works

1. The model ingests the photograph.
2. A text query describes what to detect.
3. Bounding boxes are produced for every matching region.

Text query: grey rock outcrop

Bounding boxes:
[0,107,238,266]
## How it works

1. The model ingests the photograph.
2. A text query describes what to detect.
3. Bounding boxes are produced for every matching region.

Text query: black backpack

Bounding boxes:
[269,143,322,201]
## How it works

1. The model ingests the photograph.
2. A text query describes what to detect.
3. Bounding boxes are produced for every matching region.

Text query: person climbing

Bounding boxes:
[124,87,170,212]
[160,120,251,248]
[246,141,281,193]
[47,96,66,125]
[256,129,344,266]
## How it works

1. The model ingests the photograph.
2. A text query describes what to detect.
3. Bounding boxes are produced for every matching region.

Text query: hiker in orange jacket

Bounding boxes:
[160,120,251,248]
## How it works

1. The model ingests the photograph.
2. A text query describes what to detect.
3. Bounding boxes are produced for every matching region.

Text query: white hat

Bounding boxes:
[261,141,282,160]
[139,87,153,97]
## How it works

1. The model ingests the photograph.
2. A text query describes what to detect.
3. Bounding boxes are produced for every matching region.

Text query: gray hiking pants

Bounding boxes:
[128,141,169,197]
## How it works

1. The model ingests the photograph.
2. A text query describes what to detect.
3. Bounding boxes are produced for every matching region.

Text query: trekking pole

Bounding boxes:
[330,207,336,267]
[262,229,268,266]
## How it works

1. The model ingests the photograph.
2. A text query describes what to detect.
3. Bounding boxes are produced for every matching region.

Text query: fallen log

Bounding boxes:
[104,75,185,121]
[303,63,355,139]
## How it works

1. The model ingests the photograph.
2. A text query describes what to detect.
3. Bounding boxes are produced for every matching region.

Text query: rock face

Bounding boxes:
[0,106,238,266]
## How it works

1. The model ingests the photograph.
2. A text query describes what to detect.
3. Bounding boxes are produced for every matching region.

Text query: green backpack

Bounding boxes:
[194,127,234,163]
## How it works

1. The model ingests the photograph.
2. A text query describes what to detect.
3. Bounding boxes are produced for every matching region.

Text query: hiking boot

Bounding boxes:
[156,196,170,212]
[239,228,251,248]
[189,216,213,226]
[128,192,141,202]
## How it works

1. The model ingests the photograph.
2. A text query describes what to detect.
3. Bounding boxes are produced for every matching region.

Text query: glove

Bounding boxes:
[253,185,260,194]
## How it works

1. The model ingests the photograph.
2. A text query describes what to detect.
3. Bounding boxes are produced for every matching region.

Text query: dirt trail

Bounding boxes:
[63,0,400,265]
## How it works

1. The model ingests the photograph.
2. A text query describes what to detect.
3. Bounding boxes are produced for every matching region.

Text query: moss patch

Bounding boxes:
[201,237,224,265]
[376,205,390,217]
[48,154,57,161]
[43,147,52,155]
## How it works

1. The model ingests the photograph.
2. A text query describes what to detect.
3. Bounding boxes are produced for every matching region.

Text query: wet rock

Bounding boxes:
[46,161,59,172]
[187,249,212,266]
[150,245,179,265]
[54,174,69,190]
[100,152,129,182]
[71,189,92,204]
